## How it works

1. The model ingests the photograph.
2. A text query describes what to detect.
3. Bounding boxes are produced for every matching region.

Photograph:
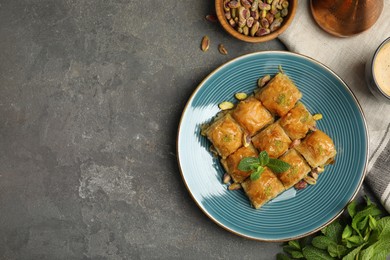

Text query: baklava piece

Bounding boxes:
[255,73,302,117]
[295,130,337,168]
[251,122,292,158]
[231,96,274,136]
[279,102,316,140]
[220,144,258,183]
[205,113,244,159]
[241,167,285,209]
[277,149,311,189]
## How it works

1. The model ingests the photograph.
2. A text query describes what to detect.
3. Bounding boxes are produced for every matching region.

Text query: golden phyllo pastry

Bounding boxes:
[295,130,337,168]
[241,167,285,209]
[255,73,302,117]
[205,113,243,159]
[252,122,291,158]
[232,96,274,136]
[220,145,258,183]
[277,149,311,189]
[279,102,316,140]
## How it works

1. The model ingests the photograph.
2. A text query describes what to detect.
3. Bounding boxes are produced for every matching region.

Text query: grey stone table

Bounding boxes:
[0,1,374,259]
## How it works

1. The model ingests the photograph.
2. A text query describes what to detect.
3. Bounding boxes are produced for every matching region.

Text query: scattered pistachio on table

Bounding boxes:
[224,0,289,37]
[205,14,218,23]
[218,44,228,55]
[201,36,210,52]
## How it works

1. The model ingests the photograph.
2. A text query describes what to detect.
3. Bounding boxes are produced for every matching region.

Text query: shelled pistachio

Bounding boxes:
[223,0,289,37]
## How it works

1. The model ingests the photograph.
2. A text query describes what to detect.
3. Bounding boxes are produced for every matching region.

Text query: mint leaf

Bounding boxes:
[283,245,299,255]
[347,201,357,218]
[291,250,304,259]
[250,166,264,181]
[321,220,343,243]
[238,157,259,171]
[351,205,382,235]
[258,151,269,166]
[276,253,292,260]
[357,215,369,231]
[299,236,311,249]
[328,243,348,258]
[365,195,373,206]
[288,240,301,250]
[302,245,333,260]
[345,235,364,248]
[370,241,390,260]
[368,215,378,230]
[359,241,376,260]
[311,236,335,250]
[342,243,367,260]
[267,158,291,173]
[377,216,390,239]
[342,225,353,240]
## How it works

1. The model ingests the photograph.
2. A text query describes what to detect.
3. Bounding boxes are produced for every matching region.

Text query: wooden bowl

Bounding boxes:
[215,0,297,43]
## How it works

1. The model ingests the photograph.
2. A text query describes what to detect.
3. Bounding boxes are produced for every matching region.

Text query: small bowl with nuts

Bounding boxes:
[215,0,297,43]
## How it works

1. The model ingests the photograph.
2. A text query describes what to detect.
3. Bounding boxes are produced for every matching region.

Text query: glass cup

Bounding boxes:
[365,37,390,103]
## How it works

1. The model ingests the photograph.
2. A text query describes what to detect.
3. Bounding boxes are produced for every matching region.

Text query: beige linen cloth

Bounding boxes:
[278,1,390,213]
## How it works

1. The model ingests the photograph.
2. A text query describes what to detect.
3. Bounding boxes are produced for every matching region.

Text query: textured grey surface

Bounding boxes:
[0,1,372,260]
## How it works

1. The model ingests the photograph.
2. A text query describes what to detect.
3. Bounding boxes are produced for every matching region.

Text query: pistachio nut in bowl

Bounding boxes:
[215,0,297,43]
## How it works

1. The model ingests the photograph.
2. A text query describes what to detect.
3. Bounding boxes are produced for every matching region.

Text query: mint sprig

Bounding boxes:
[278,196,390,260]
[238,151,290,181]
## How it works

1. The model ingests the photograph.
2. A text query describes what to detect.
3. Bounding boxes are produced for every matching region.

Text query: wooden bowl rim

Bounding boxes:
[215,0,298,43]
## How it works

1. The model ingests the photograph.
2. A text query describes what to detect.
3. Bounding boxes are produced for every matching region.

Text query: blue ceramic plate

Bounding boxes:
[177,51,368,241]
